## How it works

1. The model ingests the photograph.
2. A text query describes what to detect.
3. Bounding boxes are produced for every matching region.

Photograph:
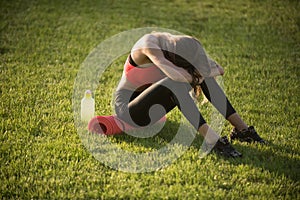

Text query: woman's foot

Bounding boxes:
[230,126,266,144]
[213,136,242,158]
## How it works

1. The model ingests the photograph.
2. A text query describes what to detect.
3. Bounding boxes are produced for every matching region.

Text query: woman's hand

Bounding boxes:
[217,64,224,75]
[208,58,224,77]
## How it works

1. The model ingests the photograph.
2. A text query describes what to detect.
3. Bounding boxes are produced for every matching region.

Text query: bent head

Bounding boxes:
[159,36,204,90]
[153,32,211,77]
[173,35,211,77]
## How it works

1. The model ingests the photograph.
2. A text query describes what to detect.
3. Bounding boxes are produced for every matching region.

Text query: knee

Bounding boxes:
[159,77,192,92]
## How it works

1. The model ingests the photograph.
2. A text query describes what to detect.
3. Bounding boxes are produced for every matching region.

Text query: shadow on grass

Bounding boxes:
[111,120,182,150]
[213,141,300,182]
[110,121,299,182]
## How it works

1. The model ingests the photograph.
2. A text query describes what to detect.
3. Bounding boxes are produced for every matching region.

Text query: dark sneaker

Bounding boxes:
[213,136,242,158]
[230,126,266,144]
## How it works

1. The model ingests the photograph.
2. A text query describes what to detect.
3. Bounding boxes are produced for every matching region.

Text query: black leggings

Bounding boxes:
[114,77,236,130]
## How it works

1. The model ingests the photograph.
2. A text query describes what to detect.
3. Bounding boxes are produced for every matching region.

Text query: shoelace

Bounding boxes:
[232,126,264,142]
[215,137,242,157]
[219,136,230,145]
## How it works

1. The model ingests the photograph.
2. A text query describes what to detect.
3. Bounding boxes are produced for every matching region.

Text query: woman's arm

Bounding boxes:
[137,34,193,83]
[144,48,193,82]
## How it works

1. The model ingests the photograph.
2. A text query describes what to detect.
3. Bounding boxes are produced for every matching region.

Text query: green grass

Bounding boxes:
[1,0,299,199]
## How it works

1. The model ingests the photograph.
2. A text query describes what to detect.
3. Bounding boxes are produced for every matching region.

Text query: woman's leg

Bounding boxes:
[115,77,242,157]
[124,78,223,145]
[200,78,266,144]
[198,124,220,145]
[200,78,247,131]
[227,113,248,131]
[128,77,206,128]
[121,77,206,130]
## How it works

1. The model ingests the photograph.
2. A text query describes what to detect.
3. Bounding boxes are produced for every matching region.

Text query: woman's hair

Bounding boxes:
[162,50,202,96]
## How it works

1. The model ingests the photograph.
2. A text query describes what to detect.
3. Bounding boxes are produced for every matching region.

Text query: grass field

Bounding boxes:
[1,0,299,199]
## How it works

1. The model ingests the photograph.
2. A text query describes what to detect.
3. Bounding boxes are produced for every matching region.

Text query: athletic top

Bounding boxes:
[124,55,166,88]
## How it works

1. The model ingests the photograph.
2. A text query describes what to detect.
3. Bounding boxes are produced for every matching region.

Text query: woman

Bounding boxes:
[114,32,265,158]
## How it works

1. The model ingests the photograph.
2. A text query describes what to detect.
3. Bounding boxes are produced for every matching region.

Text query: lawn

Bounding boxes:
[1,0,299,199]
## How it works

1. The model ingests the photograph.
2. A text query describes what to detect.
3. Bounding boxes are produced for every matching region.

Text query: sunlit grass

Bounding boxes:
[0,0,299,199]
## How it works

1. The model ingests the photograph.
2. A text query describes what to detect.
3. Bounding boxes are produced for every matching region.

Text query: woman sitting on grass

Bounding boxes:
[114,32,265,158]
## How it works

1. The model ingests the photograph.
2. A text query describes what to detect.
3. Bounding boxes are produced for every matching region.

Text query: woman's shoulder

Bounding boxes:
[132,33,160,51]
